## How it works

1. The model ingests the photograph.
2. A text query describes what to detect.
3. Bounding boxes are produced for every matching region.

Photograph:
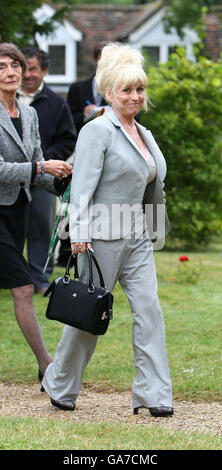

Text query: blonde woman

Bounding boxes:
[43,43,173,417]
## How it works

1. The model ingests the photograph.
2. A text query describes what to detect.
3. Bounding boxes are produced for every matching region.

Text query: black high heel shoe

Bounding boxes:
[50,398,75,411]
[38,369,45,392]
[134,406,174,418]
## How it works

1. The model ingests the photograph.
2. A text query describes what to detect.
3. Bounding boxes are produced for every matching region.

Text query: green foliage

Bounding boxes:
[142,48,222,247]
[0,0,39,44]
[163,0,221,38]
[0,0,74,46]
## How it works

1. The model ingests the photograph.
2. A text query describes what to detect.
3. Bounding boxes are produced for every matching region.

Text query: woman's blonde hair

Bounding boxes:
[95,42,148,111]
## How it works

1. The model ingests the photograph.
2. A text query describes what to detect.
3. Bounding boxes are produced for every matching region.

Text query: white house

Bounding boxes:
[34,3,82,93]
[34,2,200,94]
[121,6,199,64]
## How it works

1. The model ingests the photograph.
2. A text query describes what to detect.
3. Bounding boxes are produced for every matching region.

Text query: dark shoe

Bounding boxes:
[50,398,75,411]
[149,406,174,417]
[134,406,173,417]
[38,369,45,392]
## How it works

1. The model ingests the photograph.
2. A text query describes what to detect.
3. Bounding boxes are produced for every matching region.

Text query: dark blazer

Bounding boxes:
[22,83,77,161]
[67,76,107,134]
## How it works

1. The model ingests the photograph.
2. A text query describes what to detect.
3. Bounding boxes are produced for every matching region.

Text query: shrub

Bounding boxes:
[142,48,222,248]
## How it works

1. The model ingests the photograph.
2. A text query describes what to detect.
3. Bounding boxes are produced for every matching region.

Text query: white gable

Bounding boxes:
[128,7,199,63]
[34,3,82,91]
[34,3,82,41]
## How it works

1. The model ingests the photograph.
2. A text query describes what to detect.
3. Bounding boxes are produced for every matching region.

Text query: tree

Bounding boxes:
[163,0,222,38]
[142,48,222,247]
[0,0,75,46]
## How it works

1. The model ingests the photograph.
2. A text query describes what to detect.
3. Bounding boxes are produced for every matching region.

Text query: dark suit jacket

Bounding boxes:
[67,76,107,134]
[19,83,77,161]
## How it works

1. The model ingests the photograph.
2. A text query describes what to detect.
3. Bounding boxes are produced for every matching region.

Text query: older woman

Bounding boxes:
[42,43,173,417]
[0,43,72,381]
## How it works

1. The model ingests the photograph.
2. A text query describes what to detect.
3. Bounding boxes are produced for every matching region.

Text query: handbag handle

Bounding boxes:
[86,247,106,290]
[64,247,106,292]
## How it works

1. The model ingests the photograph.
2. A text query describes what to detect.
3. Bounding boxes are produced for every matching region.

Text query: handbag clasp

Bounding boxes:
[63,274,70,284]
[88,285,95,293]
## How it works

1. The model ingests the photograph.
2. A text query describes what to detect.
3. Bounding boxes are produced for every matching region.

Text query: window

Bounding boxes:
[48,45,65,75]
[143,46,160,65]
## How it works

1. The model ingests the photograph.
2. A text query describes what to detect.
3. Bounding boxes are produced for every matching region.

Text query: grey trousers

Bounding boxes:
[43,236,173,409]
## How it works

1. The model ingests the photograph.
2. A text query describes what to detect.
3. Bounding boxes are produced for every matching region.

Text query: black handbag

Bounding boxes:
[44,248,113,335]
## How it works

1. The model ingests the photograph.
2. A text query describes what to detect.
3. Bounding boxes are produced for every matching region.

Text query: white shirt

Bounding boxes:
[92,77,102,106]
[17,82,44,106]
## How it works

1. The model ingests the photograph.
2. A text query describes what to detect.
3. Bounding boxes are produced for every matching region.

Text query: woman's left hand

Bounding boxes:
[71,242,93,255]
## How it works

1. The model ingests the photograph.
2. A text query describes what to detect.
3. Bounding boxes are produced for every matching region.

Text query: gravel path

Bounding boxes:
[0,382,221,435]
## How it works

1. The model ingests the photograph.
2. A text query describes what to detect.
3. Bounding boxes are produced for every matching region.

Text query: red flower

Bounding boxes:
[179,255,189,262]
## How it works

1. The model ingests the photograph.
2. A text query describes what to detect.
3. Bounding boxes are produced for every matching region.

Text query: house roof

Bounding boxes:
[117,0,163,40]
[66,3,163,78]
[48,2,222,80]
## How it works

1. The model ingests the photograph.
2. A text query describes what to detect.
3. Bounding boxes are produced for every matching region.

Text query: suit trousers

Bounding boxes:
[42,236,173,409]
[26,187,54,288]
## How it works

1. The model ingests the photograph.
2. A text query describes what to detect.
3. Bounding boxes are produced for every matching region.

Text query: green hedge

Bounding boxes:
[142,48,222,248]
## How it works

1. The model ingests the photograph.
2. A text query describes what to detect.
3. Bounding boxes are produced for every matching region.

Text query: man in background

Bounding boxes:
[67,43,108,134]
[18,47,76,294]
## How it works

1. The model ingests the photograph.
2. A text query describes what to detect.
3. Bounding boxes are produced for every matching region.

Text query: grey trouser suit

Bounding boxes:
[43,236,173,408]
[42,108,173,409]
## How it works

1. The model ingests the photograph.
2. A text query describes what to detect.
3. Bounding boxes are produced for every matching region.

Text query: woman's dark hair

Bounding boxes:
[0,43,26,73]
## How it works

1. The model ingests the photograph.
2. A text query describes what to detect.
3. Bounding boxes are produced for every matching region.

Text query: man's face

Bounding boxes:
[22,56,48,93]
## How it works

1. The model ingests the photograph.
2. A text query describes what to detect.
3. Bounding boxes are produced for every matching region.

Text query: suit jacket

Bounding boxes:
[0,100,56,205]
[67,76,107,134]
[28,83,76,160]
[69,108,170,245]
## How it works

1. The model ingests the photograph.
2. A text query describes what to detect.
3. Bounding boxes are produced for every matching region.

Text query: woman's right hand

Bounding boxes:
[37,160,72,178]
[71,242,93,255]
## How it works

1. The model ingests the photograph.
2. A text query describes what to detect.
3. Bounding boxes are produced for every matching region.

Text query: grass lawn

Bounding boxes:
[0,243,221,450]
[0,417,221,450]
